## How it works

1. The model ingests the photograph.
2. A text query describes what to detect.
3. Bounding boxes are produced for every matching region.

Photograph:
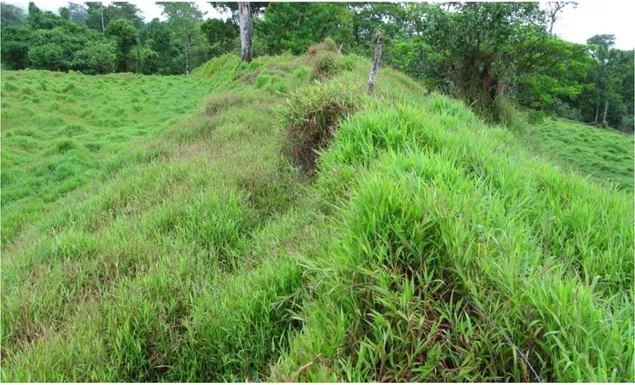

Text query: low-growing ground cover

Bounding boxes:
[1,69,212,245]
[524,118,634,190]
[1,50,633,382]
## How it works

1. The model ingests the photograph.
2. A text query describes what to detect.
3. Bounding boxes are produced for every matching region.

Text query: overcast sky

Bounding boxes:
[5,1,635,50]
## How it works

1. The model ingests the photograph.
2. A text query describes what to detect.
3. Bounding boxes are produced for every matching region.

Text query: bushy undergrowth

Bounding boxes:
[310,51,344,81]
[2,51,632,383]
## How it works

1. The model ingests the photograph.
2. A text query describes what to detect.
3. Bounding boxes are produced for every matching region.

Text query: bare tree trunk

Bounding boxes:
[602,99,609,124]
[594,104,599,124]
[238,2,253,62]
[184,44,189,75]
[100,3,105,32]
[367,32,383,94]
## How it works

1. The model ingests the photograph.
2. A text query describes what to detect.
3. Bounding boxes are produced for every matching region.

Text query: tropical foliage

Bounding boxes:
[1,2,633,130]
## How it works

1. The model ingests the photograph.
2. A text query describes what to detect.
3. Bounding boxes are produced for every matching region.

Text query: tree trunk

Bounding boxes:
[594,104,599,124]
[238,2,253,63]
[602,99,609,124]
[184,45,189,75]
[100,4,105,32]
[367,32,383,94]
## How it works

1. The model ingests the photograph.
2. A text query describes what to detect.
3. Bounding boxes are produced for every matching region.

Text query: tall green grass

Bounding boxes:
[273,99,633,381]
[1,52,632,382]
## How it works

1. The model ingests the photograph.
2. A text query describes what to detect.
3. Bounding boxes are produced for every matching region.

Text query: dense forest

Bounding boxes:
[1,1,633,131]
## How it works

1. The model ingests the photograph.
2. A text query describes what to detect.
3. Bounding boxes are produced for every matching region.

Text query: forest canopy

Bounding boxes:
[1,1,633,131]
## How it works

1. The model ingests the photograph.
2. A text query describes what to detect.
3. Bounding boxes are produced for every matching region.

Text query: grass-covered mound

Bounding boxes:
[273,97,633,382]
[1,50,633,382]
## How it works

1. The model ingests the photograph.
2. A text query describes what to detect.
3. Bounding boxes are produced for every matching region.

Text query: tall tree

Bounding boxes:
[201,18,239,56]
[104,18,138,72]
[209,2,268,23]
[67,2,87,24]
[238,2,252,62]
[27,2,64,30]
[255,3,353,55]
[544,2,576,34]
[1,26,32,69]
[395,3,554,121]
[158,2,205,74]
[1,2,27,26]
[586,34,615,124]
[85,2,143,32]
[59,6,70,21]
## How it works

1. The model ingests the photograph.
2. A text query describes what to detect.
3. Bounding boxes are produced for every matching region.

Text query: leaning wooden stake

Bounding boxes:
[367,32,383,94]
[238,2,253,63]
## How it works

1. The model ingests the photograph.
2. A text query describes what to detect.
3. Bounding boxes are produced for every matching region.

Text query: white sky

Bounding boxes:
[5,0,635,50]
[549,1,634,50]
[6,0,226,21]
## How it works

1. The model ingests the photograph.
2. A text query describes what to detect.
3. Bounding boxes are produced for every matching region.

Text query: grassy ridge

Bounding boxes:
[1,52,633,382]
[273,99,633,381]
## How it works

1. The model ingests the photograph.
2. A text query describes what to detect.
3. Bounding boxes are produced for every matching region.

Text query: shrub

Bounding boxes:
[265,80,287,94]
[342,56,355,71]
[72,42,117,75]
[491,97,528,133]
[3,82,18,92]
[526,109,547,125]
[28,44,67,71]
[618,115,634,133]
[21,87,36,95]
[255,74,271,89]
[281,81,366,174]
[292,66,311,85]
[310,51,343,81]
[306,37,338,63]
[549,97,583,122]
[61,124,86,136]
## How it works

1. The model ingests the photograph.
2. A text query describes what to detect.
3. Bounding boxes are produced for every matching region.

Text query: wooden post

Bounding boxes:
[238,2,253,63]
[367,32,383,94]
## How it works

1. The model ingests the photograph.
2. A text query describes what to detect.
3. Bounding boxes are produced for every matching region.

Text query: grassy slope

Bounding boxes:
[525,118,634,190]
[1,54,633,382]
[1,70,212,245]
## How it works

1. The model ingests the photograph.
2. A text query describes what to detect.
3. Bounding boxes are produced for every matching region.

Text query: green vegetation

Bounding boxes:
[1,44,633,383]
[2,2,633,132]
[525,118,634,190]
[1,69,212,245]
